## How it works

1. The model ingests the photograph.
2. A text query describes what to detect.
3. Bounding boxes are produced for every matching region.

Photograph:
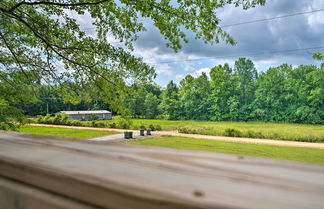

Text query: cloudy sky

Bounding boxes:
[80,0,324,86]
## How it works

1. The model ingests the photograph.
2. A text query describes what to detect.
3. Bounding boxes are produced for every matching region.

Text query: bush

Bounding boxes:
[114,116,132,129]
[0,122,20,131]
[246,130,264,138]
[109,122,117,128]
[36,115,44,123]
[224,128,242,137]
[149,124,155,131]
[53,113,62,124]
[93,121,106,128]
[65,120,73,126]
[178,127,198,134]
[0,123,9,130]
[72,121,82,126]
[140,125,146,130]
[43,114,52,124]
[155,125,162,131]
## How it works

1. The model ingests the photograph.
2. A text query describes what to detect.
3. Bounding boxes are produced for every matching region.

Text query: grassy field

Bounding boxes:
[32,116,324,142]
[18,126,117,138]
[130,119,324,142]
[122,136,324,164]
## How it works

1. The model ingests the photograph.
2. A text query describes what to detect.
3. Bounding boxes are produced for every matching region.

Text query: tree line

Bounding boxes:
[4,58,323,125]
[125,58,324,124]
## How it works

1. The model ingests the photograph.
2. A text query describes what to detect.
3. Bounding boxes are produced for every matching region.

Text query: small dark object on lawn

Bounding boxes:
[124,131,129,139]
[140,129,145,136]
[147,128,152,135]
[124,131,133,139]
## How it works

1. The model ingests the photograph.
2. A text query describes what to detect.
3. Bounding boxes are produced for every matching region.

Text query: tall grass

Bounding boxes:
[31,116,324,142]
[131,119,324,142]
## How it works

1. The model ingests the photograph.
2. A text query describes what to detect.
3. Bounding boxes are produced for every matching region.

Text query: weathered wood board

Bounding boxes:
[0,131,324,209]
[0,176,97,209]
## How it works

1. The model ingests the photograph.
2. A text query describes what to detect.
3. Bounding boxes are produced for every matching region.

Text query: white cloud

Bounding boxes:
[307,12,324,29]
[175,74,185,80]
[155,63,173,76]
[56,0,324,86]
[190,67,211,78]
[183,63,196,72]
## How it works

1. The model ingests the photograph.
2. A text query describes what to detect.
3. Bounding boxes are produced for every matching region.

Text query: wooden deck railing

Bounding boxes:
[0,131,324,209]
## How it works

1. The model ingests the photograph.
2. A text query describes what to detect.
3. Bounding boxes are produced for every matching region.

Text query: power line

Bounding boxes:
[147,46,324,65]
[221,8,324,28]
[79,8,324,45]
[79,8,324,31]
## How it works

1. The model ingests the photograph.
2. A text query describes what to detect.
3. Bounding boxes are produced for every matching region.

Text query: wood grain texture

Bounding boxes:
[0,176,99,209]
[0,131,324,209]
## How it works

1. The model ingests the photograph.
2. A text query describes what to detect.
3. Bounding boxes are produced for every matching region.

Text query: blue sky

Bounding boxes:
[133,0,324,86]
[77,0,324,87]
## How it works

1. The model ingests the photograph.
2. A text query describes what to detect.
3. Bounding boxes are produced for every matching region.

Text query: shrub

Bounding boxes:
[0,123,9,130]
[53,113,62,124]
[43,114,52,124]
[65,120,73,126]
[224,128,242,137]
[140,125,146,130]
[109,122,117,128]
[245,130,265,138]
[61,113,69,124]
[114,116,132,129]
[72,121,82,126]
[36,115,44,123]
[156,125,162,131]
[149,124,155,131]
[178,127,198,134]
[93,121,106,128]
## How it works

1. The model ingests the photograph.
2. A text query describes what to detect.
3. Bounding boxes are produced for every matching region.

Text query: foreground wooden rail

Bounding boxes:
[0,131,324,209]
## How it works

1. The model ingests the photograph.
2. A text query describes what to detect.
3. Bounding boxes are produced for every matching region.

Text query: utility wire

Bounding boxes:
[80,8,324,31]
[221,8,324,28]
[147,46,324,65]
[79,8,324,45]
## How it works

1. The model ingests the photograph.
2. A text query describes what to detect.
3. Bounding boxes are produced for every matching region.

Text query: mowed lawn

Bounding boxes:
[122,136,324,164]
[18,126,117,138]
[131,119,324,142]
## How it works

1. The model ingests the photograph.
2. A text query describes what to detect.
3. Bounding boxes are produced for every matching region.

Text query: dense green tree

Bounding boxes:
[209,64,237,120]
[0,70,35,129]
[0,0,266,128]
[178,75,195,119]
[5,58,323,124]
[159,81,180,120]
[252,64,293,121]
[289,65,324,123]
[144,93,160,119]
[179,73,211,120]
[233,58,258,120]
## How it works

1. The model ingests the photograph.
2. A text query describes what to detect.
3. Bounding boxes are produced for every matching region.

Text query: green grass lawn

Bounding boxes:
[122,136,324,164]
[130,119,324,142]
[18,126,118,138]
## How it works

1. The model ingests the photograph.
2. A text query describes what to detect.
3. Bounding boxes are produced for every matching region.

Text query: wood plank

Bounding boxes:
[0,131,324,209]
[0,176,99,209]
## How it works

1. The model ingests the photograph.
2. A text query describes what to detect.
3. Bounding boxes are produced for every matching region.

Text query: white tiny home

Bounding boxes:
[60,110,112,121]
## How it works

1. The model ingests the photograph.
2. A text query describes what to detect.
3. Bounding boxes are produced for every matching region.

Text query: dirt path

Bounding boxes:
[29,123,324,149]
